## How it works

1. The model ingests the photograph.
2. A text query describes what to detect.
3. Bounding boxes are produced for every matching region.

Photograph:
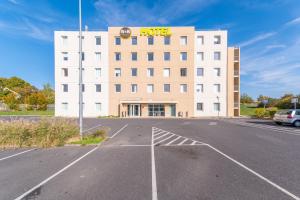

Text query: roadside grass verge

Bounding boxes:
[0,110,54,116]
[240,104,256,117]
[69,130,107,146]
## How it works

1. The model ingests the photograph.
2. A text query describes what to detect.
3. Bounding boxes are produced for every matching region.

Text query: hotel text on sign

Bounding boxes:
[140,27,172,36]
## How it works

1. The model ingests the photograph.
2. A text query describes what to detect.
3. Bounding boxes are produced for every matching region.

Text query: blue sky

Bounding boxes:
[0,0,300,98]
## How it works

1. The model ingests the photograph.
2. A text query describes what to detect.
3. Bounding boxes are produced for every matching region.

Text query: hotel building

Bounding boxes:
[54,27,240,118]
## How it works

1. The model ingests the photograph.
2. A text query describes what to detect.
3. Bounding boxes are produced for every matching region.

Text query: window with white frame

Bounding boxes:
[115,52,121,61]
[197,103,203,111]
[214,103,220,111]
[96,36,101,45]
[95,68,101,78]
[163,68,170,77]
[196,84,203,93]
[197,35,204,45]
[62,102,68,111]
[147,84,154,93]
[95,52,101,61]
[131,36,137,45]
[131,52,137,61]
[148,36,154,45]
[180,36,187,45]
[164,84,170,92]
[95,84,101,92]
[214,52,221,60]
[62,68,68,77]
[95,103,101,111]
[180,52,187,61]
[214,84,221,93]
[214,35,221,44]
[148,52,154,61]
[164,52,170,61]
[214,68,221,76]
[197,52,204,61]
[197,68,204,76]
[180,84,187,93]
[164,36,170,45]
[131,68,137,76]
[115,68,121,77]
[180,68,187,77]
[131,84,137,93]
[62,52,68,61]
[62,84,68,92]
[147,68,154,77]
[115,84,121,92]
[62,36,68,46]
[115,37,121,45]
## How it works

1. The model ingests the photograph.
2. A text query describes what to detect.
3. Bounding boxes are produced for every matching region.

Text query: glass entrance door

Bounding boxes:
[127,104,141,117]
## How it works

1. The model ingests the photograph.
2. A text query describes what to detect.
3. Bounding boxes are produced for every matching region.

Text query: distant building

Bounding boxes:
[54,27,240,117]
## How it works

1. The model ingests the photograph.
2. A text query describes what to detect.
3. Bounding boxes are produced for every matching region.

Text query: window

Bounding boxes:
[214,52,221,60]
[163,68,170,77]
[131,52,137,61]
[164,52,170,61]
[147,68,154,77]
[131,36,137,45]
[81,84,85,92]
[95,68,101,78]
[164,36,170,45]
[96,84,101,92]
[197,68,204,76]
[115,68,121,77]
[180,84,187,93]
[115,52,121,61]
[164,84,170,92]
[96,36,101,45]
[180,52,187,61]
[148,52,154,61]
[115,37,121,45]
[180,68,187,77]
[180,36,187,45]
[214,35,221,44]
[95,52,101,61]
[62,36,68,46]
[62,102,68,111]
[214,84,221,93]
[131,68,137,76]
[148,36,154,45]
[115,84,121,92]
[62,84,68,92]
[147,84,154,93]
[197,35,204,45]
[95,103,101,111]
[214,68,221,76]
[131,84,137,93]
[196,84,203,93]
[62,68,68,77]
[197,103,203,111]
[81,52,85,61]
[214,103,220,112]
[62,52,68,61]
[197,52,204,61]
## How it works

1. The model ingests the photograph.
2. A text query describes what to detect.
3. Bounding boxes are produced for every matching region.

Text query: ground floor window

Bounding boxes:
[148,104,165,116]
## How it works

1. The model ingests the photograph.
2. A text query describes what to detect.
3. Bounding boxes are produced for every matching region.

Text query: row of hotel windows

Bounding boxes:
[61,51,222,62]
[60,102,220,112]
[61,35,222,46]
[60,67,221,78]
[61,83,221,93]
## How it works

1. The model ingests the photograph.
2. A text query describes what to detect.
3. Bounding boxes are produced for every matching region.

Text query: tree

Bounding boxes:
[25,92,48,110]
[3,93,20,110]
[240,93,254,104]
[41,83,54,104]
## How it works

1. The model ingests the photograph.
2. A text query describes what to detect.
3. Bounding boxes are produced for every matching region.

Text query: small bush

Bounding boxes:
[267,107,278,118]
[91,130,106,139]
[0,118,78,148]
[254,108,267,118]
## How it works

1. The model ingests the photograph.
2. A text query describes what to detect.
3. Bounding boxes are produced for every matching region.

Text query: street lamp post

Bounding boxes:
[78,0,83,139]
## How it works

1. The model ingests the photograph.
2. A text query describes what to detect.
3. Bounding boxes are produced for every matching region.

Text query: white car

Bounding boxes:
[273,109,300,127]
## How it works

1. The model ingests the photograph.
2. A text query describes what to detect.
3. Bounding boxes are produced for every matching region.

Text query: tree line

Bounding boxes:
[0,77,54,111]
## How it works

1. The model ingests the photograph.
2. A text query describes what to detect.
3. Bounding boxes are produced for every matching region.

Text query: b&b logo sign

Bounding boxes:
[120,27,131,39]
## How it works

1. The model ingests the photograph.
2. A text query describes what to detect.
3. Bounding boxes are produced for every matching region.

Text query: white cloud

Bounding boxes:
[239,32,276,48]
[285,17,300,26]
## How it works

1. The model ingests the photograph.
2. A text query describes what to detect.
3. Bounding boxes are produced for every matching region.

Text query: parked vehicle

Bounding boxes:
[273,109,300,127]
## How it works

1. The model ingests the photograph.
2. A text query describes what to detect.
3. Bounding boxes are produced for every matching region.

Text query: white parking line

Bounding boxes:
[151,128,158,200]
[154,134,175,146]
[14,146,100,200]
[154,130,167,137]
[166,136,182,146]
[0,149,36,162]
[154,132,171,141]
[109,124,128,138]
[207,144,300,200]
[178,138,188,145]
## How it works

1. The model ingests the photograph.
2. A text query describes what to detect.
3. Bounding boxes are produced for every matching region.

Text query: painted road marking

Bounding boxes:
[153,134,175,146]
[151,127,158,200]
[108,124,128,138]
[0,149,36,162]
[178,138,189,145]
[165,136,182,146]
[14,146,100,200]
[153,132,172,141]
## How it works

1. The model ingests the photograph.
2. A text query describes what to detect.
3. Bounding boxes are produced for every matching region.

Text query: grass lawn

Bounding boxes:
[240,104,257,116]
[0,110,54,116]
[70,137,105,145]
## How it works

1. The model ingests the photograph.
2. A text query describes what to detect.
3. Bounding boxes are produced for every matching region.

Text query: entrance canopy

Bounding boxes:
[120,100,178,104]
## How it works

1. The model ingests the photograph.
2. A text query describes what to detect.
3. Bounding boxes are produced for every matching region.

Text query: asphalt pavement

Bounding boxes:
[0,118,299,200]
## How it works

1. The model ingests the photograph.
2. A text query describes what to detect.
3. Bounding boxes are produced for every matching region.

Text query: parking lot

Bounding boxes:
[0,118,300,200]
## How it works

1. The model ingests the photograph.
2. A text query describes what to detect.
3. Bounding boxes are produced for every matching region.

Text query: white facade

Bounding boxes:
[194,31,228,117]
[55,31,109,117]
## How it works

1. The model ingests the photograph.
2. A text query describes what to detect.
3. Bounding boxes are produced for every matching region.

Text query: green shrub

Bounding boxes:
[0,118,78,148]
[267,107,278,118]
[91,130,106,139]
[254,108,267,118]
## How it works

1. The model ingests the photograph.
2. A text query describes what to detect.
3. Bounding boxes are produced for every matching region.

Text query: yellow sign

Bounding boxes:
[140,27,172,36]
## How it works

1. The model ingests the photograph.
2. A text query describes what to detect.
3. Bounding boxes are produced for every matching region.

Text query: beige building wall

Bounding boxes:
[108,27,195,117]
[227,47,240,117]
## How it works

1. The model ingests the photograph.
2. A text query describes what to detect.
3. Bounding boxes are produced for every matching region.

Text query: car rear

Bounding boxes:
[273,110,295,124]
